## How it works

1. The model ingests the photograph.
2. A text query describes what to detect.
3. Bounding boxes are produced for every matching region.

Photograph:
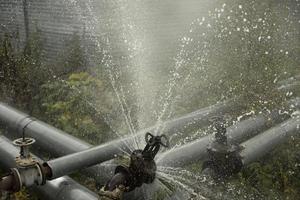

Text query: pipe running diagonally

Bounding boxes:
[0,98,242,158]
[156,98,300,167]
[240,116,300,165]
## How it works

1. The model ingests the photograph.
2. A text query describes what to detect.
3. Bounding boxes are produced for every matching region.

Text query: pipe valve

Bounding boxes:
[99,133,169,200]
[202,124,243,179]
[0,137,46,194]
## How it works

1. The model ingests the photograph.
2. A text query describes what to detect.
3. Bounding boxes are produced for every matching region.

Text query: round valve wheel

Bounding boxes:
[13,138,35,147]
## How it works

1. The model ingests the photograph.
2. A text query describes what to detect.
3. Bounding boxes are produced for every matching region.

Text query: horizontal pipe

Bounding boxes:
[44,142,129,179]
[240,116,300,165]
[0,98,242,159]
[33,99,242,179]
[0,136,99,200]
[45,104,294,179]
[155,98,243,135]
[0,99,242,176]
[0,104,92,155]
[156,100,300,167]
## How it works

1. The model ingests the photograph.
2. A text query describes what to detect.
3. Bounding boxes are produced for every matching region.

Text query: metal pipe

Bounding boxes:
[0,99,242,160]
[154,98,243,135]
[0,99,242,172]
[22,99,240,179]
[0,136,99,200]
[156,102,299,167]
[44,142,130,179]
[39,104,294,180]
[240,116,300,165]
[0,104,92,155]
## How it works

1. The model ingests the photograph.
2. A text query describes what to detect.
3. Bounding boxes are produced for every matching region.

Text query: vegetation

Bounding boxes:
[0,0,299,199]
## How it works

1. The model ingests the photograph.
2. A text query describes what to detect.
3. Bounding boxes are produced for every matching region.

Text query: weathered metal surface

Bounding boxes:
[0,136,99,200]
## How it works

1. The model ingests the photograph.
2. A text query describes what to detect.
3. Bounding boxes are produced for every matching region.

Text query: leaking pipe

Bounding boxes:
[0,98,242,160]
[240,116,300,165]
[156,99,300,167]
[41,103,295,179]
[32,99,242,179]
[0,136,99,200]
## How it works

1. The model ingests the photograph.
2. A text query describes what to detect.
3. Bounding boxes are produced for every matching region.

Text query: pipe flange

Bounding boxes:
[10,169,22,192]
[15,156,38,168]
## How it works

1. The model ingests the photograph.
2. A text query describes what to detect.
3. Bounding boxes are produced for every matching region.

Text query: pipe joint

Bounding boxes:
[16,116,35,136]
[11,163,45,188]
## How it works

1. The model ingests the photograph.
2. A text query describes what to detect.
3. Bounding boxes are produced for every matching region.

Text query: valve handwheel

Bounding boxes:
[13,138,35,147]
[145,132,169,148]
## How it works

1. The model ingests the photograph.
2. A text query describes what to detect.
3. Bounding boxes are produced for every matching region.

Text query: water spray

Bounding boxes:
[99,132,169,200]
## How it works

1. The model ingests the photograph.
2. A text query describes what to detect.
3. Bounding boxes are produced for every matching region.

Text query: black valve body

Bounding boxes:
[104,133,168,193]
[105,150,156,192]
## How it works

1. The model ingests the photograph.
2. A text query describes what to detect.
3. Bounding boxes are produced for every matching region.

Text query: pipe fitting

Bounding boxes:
[11,163,45,188]
[101,133,169,197]
[202,126,243,179]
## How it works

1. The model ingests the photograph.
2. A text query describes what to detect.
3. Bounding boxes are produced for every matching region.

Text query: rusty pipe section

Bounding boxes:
[156,98,300,167]
[0,136,99,200]
[240,116,300,165]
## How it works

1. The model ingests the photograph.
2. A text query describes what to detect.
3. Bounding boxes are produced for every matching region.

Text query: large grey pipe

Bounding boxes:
[0,99,243,199]
[156,99,300,167]
[0,99,242,160]
[13,99,240,179]
[31,99,298,179]
[240,116,300,165]
[0,136,99,200]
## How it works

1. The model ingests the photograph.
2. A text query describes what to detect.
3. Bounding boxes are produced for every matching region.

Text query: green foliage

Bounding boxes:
[59,33,87,74]
[239,136,300,199]
[0,30,49,112]
[176,0,299,112]
[0,2,299,198]
[40,72,111,144]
